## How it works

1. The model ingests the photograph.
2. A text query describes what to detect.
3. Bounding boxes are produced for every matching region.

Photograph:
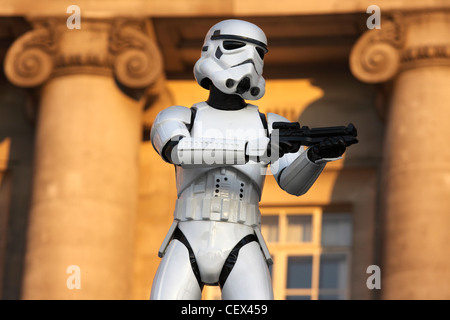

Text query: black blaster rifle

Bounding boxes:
[271,122,359,153]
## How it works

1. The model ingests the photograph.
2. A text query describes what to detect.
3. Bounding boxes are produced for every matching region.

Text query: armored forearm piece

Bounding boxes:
[276,150,326,196]
[172,136,271,167]
[174,137,247,167]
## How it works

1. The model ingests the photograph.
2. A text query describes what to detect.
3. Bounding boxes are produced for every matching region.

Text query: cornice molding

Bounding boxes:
[401,44,450,70]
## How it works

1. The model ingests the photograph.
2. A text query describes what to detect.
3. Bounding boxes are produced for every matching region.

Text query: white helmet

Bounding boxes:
[193,19,268,100]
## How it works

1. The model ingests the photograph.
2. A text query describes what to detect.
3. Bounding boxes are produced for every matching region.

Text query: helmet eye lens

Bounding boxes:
[223,40,246,50]
[256,47,265,60]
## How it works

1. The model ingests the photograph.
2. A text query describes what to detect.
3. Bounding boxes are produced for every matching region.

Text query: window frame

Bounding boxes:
[261,206,352,300]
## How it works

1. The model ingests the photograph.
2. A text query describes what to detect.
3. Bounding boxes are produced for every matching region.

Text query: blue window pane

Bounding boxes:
[287,256,312,289]
[319,294,340,300]
[261,215,279,242]
[321,213,352,246]
[287,215,312,242]
[319,253,347,290]
[287,295,311,300]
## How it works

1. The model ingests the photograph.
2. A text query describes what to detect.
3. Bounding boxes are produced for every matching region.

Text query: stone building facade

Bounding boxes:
[1,1,449,299]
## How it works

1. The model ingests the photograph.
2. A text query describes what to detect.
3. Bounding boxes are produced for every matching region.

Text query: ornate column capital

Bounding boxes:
[350,11,450,84]
[4,18,163,89]
[349,14,404,84]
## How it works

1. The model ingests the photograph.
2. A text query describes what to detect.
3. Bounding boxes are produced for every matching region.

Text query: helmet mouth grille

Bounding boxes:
[200,78,212,90]
[236,77,251,94]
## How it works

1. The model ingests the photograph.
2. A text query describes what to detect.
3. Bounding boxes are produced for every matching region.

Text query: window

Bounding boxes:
[261,207,352,300]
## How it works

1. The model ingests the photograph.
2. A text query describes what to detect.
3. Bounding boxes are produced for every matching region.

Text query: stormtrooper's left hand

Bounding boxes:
[307,136,346,163]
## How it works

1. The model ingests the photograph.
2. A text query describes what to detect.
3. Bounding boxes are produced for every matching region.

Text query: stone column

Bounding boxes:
[4,18,162,299]
[350,12,450,299]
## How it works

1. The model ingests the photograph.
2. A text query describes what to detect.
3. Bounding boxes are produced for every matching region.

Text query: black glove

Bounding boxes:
[307,136,346,163]
[267,139,301,159]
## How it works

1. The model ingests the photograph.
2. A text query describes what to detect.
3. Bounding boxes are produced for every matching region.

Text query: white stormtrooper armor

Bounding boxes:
[149,19,339,300]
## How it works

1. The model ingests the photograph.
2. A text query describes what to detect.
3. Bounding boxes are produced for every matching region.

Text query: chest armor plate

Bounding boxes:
[176,102,268,197]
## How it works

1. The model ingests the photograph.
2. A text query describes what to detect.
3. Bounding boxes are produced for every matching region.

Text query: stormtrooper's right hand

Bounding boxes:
[267,139,301,159]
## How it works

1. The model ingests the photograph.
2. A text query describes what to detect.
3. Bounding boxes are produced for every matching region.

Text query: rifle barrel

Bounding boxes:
[272,122,359,147]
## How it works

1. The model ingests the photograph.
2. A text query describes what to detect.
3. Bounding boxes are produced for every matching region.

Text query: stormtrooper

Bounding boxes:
[150,19,348,300]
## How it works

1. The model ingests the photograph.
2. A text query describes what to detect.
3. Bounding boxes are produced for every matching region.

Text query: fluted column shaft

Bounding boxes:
[351,11,450,299]
[4,18,162,299]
